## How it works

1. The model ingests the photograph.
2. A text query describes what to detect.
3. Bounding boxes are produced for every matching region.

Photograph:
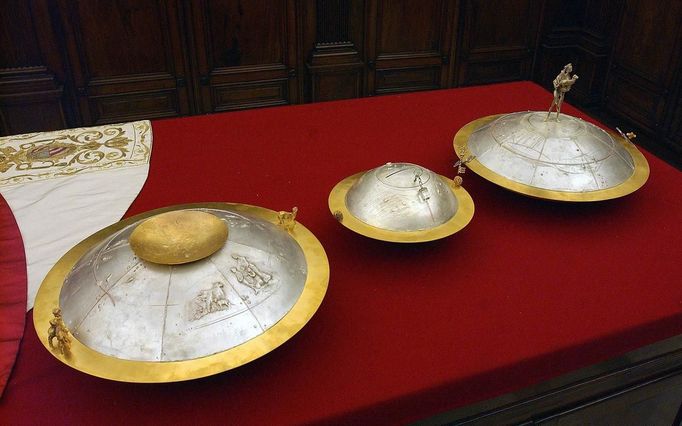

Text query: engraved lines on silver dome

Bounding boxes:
[468,112,636,192]
[376,165,437,223]
[345,163,458,231]
[59,209,307,362]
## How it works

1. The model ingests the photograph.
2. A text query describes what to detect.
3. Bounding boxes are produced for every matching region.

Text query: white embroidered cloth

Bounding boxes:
[0,120,152,309]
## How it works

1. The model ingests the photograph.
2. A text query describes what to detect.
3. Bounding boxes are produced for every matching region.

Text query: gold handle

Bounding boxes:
[616,127,637,145]
[47,308,71,355]
[277,207,298,231]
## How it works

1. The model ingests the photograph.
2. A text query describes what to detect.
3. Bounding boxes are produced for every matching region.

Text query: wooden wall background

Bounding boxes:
[1,0,680,167]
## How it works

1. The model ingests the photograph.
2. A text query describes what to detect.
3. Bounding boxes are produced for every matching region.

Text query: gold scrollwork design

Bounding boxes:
[1,121,150,186]
[67,130,104,144]
[67,148,106,166]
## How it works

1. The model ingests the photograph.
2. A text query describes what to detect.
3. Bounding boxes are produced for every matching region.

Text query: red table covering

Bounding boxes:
[1,81,682,425]
[0,194,26,398]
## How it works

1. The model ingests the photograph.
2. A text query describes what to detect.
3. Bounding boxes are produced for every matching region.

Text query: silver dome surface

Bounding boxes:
[346,163,457,231]
[59,207,307,362]
[328,163,474,242]
[455,112,649,201]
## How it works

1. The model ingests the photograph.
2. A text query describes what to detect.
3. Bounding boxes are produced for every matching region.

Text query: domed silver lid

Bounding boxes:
[33,203,329,382]
[346,163,457,231]
[454,113,649,201]
[454,64,648,202]
[329,163,474,242]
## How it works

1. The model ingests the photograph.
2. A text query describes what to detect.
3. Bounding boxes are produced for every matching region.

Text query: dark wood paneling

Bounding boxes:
[305,0,364,102]
[456,0,541,86]
[611,0,681,87]
[73,2,169,77]
[88,90,179,123]
[190,0,299,112]
[534,0,621,106]
[366,0,456,95]
[605,70,667,133]
[207,1,285,67]
[211,79,289,111]
[0,69,66,134]
[310,69,362,101]
[0,0,44,68]
[59,0,191,124]
[375,67,440,94]
[376,0,443,55]
[603,0,682,129]
[669,97,682,145]
[0,0,69,135]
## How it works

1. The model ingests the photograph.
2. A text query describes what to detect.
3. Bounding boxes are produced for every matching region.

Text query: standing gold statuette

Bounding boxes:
[48,308,71,355]
[547,63,579,121]
[277,207,298,231]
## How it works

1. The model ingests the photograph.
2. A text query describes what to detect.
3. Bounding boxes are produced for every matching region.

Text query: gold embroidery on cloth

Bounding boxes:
[0,120,151,187]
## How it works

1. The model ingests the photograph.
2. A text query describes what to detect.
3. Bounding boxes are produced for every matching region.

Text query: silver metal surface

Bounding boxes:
[58,208,307,362]
[345,162,458,231]
[467,112,636,192]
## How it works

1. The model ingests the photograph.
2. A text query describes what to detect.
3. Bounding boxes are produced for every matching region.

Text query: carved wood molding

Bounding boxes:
[308,0,362,68]
[0,67,63,96]
[306,0,362,101]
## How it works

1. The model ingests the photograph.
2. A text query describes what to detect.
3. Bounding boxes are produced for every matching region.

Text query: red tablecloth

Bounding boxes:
[0,195,26,398]
[1,81,681,425]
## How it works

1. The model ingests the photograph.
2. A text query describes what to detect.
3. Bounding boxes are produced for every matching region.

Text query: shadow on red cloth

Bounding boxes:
[318,313,682,425]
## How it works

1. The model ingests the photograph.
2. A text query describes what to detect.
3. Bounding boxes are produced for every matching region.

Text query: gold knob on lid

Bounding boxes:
[129,210,228,265]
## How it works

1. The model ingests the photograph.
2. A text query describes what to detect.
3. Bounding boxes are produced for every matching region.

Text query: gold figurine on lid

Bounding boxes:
[547,63,579,121]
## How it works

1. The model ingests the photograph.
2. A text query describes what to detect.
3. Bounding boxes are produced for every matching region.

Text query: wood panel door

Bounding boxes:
[365,0,458,95]
[188,0,300,113]
[0,0,69,135]
[58,0,192,125]
[456,0,541,86]
[534,0,623,107]
[604,0,682,138]
[303,0,365,103]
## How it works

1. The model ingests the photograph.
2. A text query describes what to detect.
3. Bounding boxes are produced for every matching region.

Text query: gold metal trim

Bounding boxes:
[453,114,650,202]
[277,207,298,232]
[47,308,71,355]
[33,202,330,383]
[328,172,475,243]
